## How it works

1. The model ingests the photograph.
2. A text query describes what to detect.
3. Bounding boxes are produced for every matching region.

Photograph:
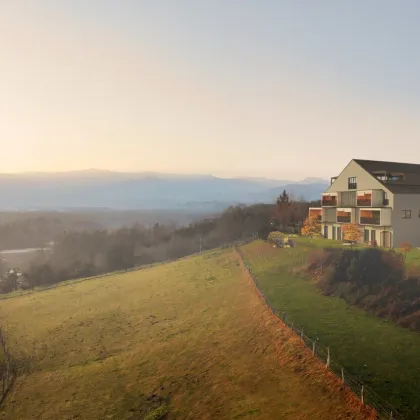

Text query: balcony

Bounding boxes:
[357,191,372,207]
[309,208,322,221]
[321,193,338,207]
[359,210,381,225]
[336,210,351,223]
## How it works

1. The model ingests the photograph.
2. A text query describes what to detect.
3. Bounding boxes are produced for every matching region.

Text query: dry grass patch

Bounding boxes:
[0,248,369,419]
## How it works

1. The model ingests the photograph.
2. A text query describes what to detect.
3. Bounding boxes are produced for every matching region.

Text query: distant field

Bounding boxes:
[240,240,420,419]
[0,248,367,420]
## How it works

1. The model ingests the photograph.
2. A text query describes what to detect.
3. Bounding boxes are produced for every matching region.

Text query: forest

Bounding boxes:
[0,192,317,292]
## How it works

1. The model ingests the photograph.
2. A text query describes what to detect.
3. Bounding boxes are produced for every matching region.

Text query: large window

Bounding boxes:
[364,229,369,242]
[360,210,380,225]
[321,195,337,206]
[383,192,389,206]
[348,177,357,190]
[402,210,411,219]
[357,191,372,206]
[337,210,351,223]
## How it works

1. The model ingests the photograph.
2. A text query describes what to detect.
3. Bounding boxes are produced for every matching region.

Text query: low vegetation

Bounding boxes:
[306,246,420,331]
[0,249,368,419]
[240,240,420,418]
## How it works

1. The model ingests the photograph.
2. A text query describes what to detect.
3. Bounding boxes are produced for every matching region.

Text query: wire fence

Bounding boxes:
[236,246,404,420]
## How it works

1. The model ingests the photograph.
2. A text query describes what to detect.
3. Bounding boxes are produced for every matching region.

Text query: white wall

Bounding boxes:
[392,194,420,247]
[327,160,394,207]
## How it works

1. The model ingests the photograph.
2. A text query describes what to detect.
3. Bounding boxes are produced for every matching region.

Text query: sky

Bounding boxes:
[1,1,420,180]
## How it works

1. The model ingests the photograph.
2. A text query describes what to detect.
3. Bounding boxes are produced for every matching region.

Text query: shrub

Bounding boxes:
[267,231,285,247]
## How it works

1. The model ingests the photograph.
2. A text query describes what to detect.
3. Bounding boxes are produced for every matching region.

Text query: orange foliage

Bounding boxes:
[341,223,363,243]
[301,214,322,238]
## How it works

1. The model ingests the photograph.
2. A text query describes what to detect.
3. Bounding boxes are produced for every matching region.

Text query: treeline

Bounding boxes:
[21,193,317,290]
[0,216,103,251]
[21,204,272,289]
[307,248,420,331]
[0,192,318,292]
[0,210,213,251]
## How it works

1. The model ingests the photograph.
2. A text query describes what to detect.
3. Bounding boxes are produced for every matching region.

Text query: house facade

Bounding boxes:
[309,159,420,247]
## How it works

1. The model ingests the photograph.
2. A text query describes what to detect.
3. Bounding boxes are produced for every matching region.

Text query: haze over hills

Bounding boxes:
[0,170,328,211]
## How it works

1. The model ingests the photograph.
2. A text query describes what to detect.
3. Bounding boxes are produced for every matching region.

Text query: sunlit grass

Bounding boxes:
[0,248,366,420]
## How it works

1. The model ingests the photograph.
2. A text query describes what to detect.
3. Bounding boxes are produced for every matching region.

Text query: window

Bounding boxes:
[383,192,389,206]
[348,177,357,190]
[364,229,369,243]
[402,210,411,219]
[371,229,376,243]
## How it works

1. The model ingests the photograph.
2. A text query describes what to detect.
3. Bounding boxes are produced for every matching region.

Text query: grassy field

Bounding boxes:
[0,248,369,420]
[240,240,420,419]
[403,247,420,267]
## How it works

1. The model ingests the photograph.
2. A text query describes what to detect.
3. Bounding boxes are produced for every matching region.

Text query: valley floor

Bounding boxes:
[0,248,367,419]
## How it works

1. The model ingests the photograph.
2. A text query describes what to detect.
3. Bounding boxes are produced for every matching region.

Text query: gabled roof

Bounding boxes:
[354,159,420,194]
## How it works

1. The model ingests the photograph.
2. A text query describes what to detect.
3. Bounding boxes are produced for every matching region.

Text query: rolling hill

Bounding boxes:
[0,171,328,211]
[0,248,367,419]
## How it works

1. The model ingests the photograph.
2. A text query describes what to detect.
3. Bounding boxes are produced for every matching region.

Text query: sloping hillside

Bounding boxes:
[0,249,368,419]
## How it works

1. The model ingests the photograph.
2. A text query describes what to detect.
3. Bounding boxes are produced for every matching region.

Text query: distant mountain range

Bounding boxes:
[0,170,328,211]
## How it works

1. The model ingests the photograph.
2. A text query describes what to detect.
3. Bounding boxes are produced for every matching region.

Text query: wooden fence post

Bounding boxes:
[312,341,316,355]
[326,347,330,368]
[361,385,364,405]
[341,367,345,384]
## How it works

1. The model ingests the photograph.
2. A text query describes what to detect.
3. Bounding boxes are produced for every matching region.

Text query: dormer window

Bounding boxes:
[373,171,404,182]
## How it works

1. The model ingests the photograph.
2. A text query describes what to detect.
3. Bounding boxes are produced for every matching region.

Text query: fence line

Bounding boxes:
[236,246,404,420]
[0,329,15,406]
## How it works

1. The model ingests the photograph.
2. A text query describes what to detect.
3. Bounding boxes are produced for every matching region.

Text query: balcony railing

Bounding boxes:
[357,198,372,207]
[337,215,351,223]
[321,197,337,207]
[360,210,381,225]
[360,217,380,225]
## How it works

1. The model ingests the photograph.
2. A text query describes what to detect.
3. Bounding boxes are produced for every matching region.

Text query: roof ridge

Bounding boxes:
[354,158,420,167]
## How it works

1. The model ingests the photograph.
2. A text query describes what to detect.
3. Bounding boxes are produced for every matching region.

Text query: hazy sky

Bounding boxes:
[2,1,420,179]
